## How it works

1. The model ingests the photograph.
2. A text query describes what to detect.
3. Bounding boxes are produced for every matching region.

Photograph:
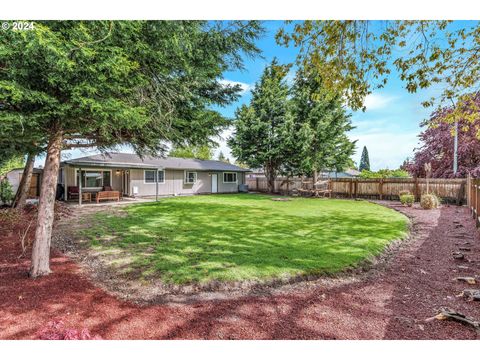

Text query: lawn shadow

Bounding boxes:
[80,195,408,286]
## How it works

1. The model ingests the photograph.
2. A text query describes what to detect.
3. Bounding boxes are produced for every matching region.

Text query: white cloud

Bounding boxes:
[218,79,252,95]
[349,131,420,170]
[363,94,397,111]
[213,126,235,161]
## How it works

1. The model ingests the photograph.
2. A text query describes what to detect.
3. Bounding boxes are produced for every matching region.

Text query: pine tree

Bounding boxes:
[217,151,230,163]
[359,146,371,171]
[229,59,299,193]
[291,67,356,181]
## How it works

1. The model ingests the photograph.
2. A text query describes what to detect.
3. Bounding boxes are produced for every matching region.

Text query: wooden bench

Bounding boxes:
[96,190,120,203]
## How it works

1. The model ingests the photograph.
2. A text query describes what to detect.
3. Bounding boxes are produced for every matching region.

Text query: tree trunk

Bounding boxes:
[30,131,63,278]
[313,169,318,186]
[265,164,276,194]
[13,152,35,209]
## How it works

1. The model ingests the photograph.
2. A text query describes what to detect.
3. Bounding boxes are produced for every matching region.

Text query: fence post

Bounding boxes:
[354,179,358,199]
[467,173,471,209]
[349,179,353,198]
[414,177,419,201]
[256,177,259,191]
[379,179,383,200]
[476,182,479,225]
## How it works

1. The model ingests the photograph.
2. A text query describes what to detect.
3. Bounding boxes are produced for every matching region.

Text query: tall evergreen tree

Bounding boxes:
[291,67,356,181]
[359,146,371,171]
[217,151,230,163]
[0,20,262,277]
[229,59,301,193]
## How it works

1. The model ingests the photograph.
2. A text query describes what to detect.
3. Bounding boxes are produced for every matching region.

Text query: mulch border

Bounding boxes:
[52,200,415,305]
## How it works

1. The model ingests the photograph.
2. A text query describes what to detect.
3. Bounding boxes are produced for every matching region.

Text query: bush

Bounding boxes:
[420,194,440,209]
[398,190,411,197]
[0,178,14,205]
[400,194,415,207]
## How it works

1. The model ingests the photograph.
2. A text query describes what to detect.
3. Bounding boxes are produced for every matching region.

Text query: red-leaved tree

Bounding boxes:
[404,96,480,178]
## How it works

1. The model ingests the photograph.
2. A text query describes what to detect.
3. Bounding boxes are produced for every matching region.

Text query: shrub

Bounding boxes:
[37,320,102,340]
[420,194,440,209]
[0,208,21,231]
[0,178,14,205]
[398,190,411,197]
[400,194,415,207]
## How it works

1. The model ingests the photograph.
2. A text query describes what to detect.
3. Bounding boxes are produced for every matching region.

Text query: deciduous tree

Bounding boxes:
[169,144,214,160]
[277,21,480,123]
[404,95,480,178]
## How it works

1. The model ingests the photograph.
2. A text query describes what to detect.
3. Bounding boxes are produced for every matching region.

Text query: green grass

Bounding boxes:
[80,194,409,284]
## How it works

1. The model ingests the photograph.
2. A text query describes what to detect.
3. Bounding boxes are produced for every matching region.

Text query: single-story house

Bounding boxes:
[59,152,250,201]
[320,169,361,178]
[4,167,43,198]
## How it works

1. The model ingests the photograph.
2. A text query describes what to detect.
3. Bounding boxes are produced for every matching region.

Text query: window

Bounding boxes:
[223,172,237,183]
[157,170,165,183]
[76,170,111,188]
[144,170,156,183]
[184,171,197,184]
[144,170,165,184]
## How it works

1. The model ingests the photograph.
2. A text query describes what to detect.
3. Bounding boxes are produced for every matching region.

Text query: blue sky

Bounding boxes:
[38,20,465,170]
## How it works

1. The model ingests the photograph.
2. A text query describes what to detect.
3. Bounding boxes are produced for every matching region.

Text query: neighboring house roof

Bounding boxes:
[9,167,44,174]
[61,152,250,172]
[321,169,360,178]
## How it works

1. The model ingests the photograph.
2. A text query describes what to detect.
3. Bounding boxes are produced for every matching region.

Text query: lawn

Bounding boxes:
[80,194,409,285]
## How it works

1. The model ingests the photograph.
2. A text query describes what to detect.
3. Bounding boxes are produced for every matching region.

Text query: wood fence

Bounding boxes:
[467,174,480,228]
[246,176,468,204]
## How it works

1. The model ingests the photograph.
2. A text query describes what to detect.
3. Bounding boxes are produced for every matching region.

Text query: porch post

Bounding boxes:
[78,167,82,206]
[64,167,68,201]
[156,168,159,202]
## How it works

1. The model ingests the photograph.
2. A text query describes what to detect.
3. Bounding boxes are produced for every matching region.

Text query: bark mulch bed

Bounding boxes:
[0,202,479,339]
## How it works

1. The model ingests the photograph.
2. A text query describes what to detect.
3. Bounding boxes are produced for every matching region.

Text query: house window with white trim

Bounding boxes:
[184,171,197,184]
[144,170,165,184]
[223,172,237,183]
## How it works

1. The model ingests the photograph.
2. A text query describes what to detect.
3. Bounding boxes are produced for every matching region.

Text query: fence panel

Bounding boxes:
[246,176,467,203]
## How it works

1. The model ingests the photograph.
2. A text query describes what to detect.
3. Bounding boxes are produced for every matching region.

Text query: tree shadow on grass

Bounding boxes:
[82,196,408,285]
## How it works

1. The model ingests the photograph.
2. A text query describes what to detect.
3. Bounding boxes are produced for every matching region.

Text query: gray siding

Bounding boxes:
[63,165,122,192]
[6,170,22,194]
[62,165,244,197]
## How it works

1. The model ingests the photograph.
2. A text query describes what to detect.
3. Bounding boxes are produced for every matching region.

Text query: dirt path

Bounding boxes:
[1,202,479,339]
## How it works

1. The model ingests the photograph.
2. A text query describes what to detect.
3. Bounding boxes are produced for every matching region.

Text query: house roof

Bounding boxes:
[62,152,250,172]
[321,169,361,178]
[9,167,44,174]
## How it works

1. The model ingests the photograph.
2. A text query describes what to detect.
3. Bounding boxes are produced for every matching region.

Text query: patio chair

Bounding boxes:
[67,186,79,200]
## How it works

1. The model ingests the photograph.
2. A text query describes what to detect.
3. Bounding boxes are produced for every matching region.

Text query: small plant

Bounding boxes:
[420,194,439,209]
[398,190,411,197]
[400,194,415,207]
[37,320,102,340]
[0,178,14,206]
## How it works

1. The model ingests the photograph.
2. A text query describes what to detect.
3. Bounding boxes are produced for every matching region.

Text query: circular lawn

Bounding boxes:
[80,194,409,285]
